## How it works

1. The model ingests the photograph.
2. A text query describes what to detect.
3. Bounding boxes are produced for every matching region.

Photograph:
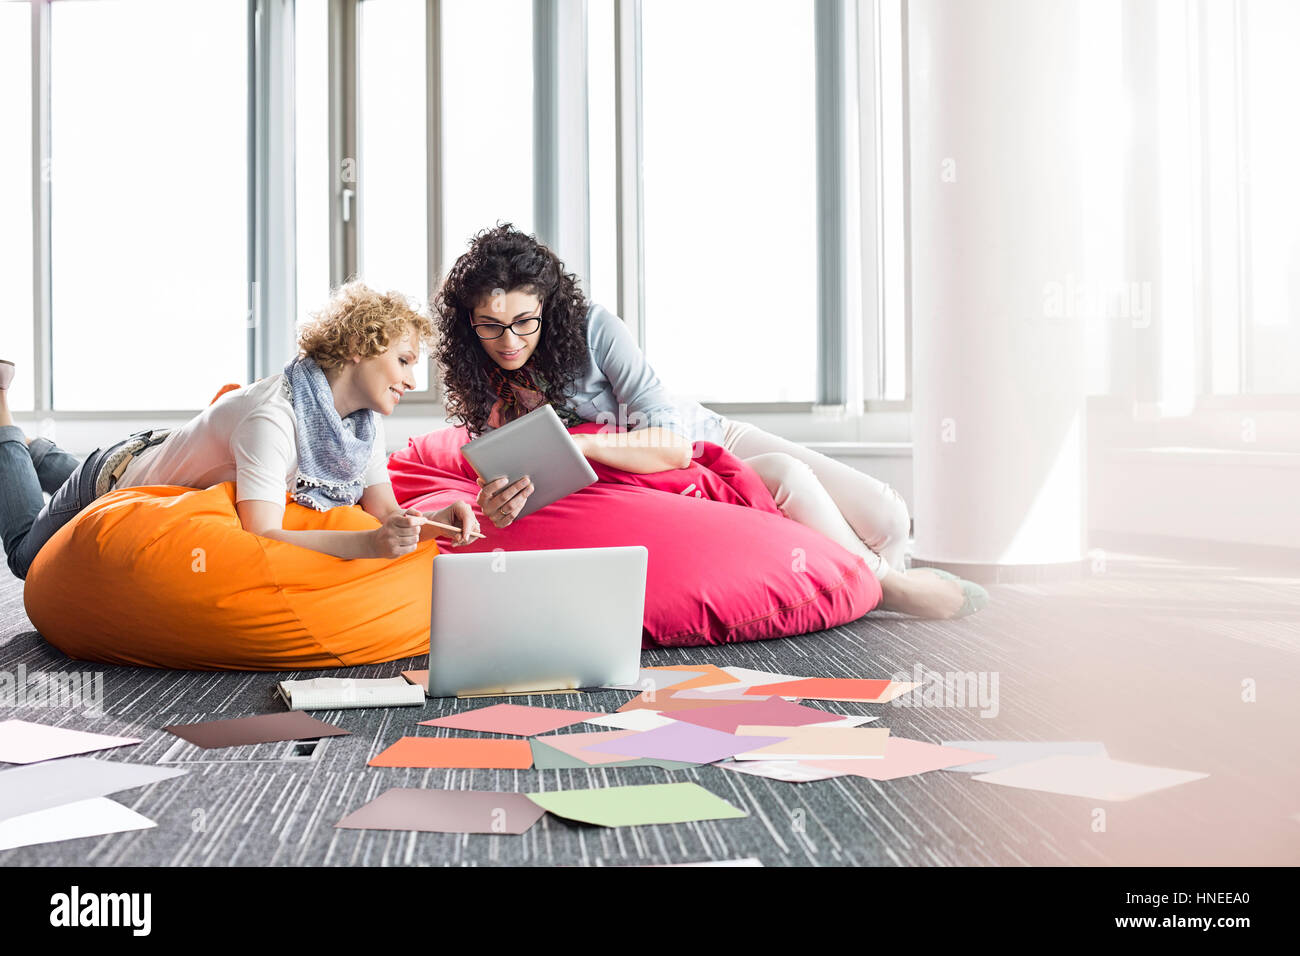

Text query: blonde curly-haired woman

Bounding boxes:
[0,283,479,579]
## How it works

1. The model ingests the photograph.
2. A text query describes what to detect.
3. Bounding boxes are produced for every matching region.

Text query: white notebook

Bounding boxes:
[277,677,425,711]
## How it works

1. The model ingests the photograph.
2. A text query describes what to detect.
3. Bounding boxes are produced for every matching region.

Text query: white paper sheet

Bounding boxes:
[582,710,679,731]
[970,754,1209,801]
[941,739,1108,773]
[0,797,156,850]
[0,758,186,822]
[0,720,140,764]
[714,759,852,782]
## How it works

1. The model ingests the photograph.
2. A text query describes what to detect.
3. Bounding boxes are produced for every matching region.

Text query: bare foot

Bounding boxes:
[878,568,966,619]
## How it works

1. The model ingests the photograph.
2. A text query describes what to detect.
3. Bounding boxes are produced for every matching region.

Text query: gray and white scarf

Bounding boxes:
[282,355,376,511]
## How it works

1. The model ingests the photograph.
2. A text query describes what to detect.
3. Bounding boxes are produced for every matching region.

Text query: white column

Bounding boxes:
[909,0,1089,570]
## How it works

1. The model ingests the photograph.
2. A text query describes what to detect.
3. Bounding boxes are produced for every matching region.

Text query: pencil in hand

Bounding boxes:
[420,516,486,543]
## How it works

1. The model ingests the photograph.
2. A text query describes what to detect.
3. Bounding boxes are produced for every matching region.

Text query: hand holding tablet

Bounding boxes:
[476,475,534,529]
[460,405,599,526]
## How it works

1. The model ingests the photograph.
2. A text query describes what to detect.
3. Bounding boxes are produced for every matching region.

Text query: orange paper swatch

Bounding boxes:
[645,665,741,691]
[744,678,902,702]
[368,736,533,769]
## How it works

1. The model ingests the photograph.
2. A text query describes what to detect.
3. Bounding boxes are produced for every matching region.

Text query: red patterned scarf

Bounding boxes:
[487,362,545,426]
[485,362,584,429]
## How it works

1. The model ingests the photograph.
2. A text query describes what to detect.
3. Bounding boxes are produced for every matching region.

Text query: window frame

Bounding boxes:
[21,0,258,416]
[609,0,911,417]
[17,0,911,428]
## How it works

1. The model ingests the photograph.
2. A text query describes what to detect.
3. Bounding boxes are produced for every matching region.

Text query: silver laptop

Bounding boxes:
[459,404,599,521]
[426,546,648,698]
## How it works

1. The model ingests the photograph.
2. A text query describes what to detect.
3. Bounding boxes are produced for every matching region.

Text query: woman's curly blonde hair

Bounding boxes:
[298,281,435,370]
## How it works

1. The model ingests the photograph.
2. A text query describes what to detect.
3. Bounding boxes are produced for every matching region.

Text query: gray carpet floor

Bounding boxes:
[2,551,1298,867]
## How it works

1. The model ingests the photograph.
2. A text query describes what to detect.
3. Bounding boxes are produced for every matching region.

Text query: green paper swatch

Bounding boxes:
[528,738,699,772]
[526,782,747,827]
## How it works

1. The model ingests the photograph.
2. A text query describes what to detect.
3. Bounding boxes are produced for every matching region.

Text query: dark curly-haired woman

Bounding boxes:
[433,223,987,620]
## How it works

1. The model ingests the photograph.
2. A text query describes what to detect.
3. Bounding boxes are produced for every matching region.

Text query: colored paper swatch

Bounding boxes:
[419,703,603,737]
[526,782,747,827]
[673,667,807,699]
[0,797,156,850]
[603,669,707,692]
[368,736,533,769]
[720,666,808,686]
[808,715,879,727]
[580,723,787,765]
[940,740,1108,773]
[0,758,187,823]
[806,737,998,780]
[528,738,698,772]
[744,678,915,702]
[616,692,749,714]
[334,788,545,834]
[583,710,678,731]
[733,726,891,760]
[668,698,835,734]
[533,730,644,766]
[714,760,852,783]
[0,720,141,764]
[671,686,778,701]
[165,711,349,750]
[970,754,1209,802]
[645,665,741,691]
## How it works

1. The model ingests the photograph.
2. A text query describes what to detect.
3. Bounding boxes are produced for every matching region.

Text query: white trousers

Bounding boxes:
[719,418,911,580]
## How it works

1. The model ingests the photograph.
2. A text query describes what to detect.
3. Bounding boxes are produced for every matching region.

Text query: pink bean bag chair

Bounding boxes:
[388,425,881,648]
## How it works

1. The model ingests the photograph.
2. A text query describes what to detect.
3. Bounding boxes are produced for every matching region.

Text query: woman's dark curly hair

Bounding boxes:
[434,223,589,437]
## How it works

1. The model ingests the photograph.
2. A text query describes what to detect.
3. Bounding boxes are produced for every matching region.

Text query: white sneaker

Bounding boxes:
[0,360,14,391]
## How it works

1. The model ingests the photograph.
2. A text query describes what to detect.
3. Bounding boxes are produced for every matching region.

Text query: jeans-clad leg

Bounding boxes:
[0,425,104,580]
[26,436,80,495]
[0,425,50,578]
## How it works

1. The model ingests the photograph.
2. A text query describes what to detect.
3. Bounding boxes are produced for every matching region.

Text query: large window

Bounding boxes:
[295,0,330,329]
[358,0,426,302]
[7,0,901,419]
[1,1,34,413]
[439,0,534,275]
[872,0,908,403]
[358,0,428,389]
[1239,0,1300,394]
[640,0,818,404]
[49,0,247,410]
[585,0,617,314]
[1174,0,1300,400]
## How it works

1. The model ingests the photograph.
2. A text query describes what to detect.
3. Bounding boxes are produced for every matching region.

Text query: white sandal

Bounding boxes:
[0,360,14,391]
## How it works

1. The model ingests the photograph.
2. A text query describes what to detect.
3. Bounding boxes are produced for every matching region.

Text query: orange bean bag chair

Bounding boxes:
[23,482,439,670]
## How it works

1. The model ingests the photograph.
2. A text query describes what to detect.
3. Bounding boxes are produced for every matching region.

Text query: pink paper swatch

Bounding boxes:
[668,698,834,735]
[580,722,787,765]
[420,703,604,737]
[807,737,997,780]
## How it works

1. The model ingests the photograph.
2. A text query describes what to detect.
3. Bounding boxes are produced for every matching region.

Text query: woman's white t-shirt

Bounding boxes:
[117,373,390,503]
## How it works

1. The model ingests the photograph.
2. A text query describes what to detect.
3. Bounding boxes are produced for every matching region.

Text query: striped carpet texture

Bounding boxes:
[2,553,1297,867]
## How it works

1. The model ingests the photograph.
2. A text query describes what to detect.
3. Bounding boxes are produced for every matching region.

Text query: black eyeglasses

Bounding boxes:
[471,315,542,340]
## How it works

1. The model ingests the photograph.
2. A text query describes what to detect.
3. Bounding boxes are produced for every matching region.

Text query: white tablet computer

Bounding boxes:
[459,404,599,520]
